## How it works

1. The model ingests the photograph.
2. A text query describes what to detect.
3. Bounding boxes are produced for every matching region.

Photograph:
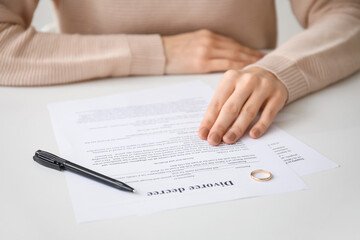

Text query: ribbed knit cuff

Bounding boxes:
[245,54,309,104]
[126,34,166,76]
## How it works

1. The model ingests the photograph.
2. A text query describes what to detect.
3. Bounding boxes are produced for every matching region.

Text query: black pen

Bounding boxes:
[33,150,135,193]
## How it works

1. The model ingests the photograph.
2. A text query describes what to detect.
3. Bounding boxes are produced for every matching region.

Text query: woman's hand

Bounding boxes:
[162,29,264,74]
[198,67,288,145]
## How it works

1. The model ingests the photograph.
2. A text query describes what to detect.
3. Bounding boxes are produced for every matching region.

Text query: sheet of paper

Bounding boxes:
[47,81,323,222]
[258,126,338,176]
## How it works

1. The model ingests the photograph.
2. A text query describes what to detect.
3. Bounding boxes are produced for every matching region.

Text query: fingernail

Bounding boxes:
[225,132,236,142]
[199,127,209,139]
[210,133,221,144]
[253,129,260,138]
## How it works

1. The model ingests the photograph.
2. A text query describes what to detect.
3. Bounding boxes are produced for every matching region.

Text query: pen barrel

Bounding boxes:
[64,161,134,192]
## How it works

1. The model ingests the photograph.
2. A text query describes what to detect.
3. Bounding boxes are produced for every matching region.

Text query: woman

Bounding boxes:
[0,0,359,146]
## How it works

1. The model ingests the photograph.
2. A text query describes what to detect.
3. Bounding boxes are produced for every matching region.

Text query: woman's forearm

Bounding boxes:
[246,0,360,103]
[0,1,165,86]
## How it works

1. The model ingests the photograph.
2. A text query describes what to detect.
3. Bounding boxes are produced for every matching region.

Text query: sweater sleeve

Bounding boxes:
[246,0,360,103]
[0,1,165,86]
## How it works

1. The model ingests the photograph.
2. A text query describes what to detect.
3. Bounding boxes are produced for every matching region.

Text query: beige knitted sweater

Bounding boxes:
[0,0,359,103]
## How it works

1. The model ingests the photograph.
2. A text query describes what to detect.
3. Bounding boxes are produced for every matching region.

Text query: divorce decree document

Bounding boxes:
[48,81,307,222]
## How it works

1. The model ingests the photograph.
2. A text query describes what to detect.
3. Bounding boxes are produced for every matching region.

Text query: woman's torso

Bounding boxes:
[54,0,277,49]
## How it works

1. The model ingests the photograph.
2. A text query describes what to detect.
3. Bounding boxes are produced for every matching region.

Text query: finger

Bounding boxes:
[223,91,267,144]
[211,34,265,58]
[216,41,264,58]
[207,88,252,145]
[237,45,265,59]
[208,48,261,63]
[206,59,246,72]
[198,75,237,139]
[249,95,285,139]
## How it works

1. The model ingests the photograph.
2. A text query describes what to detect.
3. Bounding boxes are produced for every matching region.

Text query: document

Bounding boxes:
[258,126,338,176]
[47,81,335,222]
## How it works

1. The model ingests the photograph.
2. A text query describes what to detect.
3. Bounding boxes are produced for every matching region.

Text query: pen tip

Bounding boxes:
[132,189,136,193]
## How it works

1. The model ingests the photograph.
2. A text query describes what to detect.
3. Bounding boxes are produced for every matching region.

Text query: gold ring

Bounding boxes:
[250,169,272,182]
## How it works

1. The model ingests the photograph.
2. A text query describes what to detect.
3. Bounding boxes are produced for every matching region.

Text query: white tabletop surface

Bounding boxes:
[1,69,360,239]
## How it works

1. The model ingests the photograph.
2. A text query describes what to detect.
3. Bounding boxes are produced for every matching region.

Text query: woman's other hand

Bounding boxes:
[162,29,264,74]
[198,67,288,145]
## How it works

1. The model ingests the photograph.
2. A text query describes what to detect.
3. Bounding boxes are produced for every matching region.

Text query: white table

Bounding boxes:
[1,71,359,240]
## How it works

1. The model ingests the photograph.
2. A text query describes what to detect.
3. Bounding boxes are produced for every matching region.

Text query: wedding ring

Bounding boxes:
[250,169,272,182]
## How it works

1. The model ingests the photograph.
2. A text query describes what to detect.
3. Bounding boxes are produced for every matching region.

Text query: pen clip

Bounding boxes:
[33,150,66,171]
